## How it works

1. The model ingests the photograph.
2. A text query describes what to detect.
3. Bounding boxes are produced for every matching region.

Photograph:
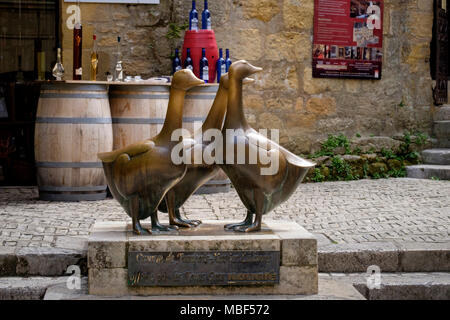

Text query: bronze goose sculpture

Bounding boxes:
[98,69,205,235]
[158,74,255,228]
[220,60,315,232]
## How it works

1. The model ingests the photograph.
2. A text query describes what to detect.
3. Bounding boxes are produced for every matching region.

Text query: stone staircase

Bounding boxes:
[407,105,450,180]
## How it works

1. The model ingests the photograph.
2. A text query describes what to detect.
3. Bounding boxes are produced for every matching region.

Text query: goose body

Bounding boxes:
[158,75,256,228]
[98,69,205,235]
[220,61,315,232]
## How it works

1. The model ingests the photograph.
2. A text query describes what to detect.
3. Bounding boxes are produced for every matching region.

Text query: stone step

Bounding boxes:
[0,247,86,277]
[434,121,450,145]
[434,106,450,121]
[0,276,67,300]
[324,272,450,300]
[43,277,365,300]
[406,164,450,180]
[422,149,450,165]
[318,242,450,273]
[2,242,449,277]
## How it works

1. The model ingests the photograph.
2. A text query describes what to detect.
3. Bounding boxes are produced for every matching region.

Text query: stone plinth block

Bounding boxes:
[88,220,318,296]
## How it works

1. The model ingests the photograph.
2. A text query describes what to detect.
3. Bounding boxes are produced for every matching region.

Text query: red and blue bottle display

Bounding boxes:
[202,0,211,30]
[225,49,232,72]
[216,48,226,82]
[199,48,209,83]
[184,48,194,71]
[189,1,199,31]
[172,49,182,74]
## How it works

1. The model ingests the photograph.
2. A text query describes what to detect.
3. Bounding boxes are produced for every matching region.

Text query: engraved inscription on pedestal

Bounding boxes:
[128,251,280,287]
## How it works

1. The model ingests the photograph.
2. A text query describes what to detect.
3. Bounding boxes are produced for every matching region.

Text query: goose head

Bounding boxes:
[228,60,262,81]
[171,69,205,91]
[220,73,255,89]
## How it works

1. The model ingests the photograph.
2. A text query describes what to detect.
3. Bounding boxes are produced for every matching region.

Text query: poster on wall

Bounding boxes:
[312,0,384,80]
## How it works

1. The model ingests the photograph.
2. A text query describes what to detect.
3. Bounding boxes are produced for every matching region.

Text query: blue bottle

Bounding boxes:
[202,0,211,30]
[225,49,232,72]
[199,48,209,83]
[189,1,199,31]
[216,48,226,82]
[184,48,194,71]
[172,49,182,74]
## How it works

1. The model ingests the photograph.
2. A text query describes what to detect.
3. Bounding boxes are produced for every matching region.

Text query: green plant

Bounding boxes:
[165,23,189,40]
[431,176,440,181]
[414,132,428,146]
[355,133,361,138]
[311,168,325,182]
[398,100,406,108]
[330,156,356,181]
[313,134,351,157]
[381,148,397,160]
[387,168,406,178]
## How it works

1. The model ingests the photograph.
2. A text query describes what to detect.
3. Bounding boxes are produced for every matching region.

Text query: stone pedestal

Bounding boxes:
[88,220,318,296]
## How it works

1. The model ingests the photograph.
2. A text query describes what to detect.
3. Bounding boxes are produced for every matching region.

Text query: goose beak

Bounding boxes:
[243,77,255,84]
[248,64,263,75]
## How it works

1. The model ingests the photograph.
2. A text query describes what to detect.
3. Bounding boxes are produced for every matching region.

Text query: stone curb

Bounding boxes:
[0,276,68,300]
[318,242,450,273]
[1,241,449,277]
[322,273,450,300]
[0,246,86,277]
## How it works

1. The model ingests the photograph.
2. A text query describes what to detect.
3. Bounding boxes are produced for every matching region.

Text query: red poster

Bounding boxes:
[312,0,384,79]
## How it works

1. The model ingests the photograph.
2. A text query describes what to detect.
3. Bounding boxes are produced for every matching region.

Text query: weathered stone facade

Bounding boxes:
[60,0,441,154]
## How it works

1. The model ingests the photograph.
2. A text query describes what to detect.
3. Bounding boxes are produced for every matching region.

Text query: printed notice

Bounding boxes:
[313,0,384,79]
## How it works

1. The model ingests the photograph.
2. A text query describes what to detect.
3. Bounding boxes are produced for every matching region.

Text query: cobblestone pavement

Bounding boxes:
[0,178,449,249]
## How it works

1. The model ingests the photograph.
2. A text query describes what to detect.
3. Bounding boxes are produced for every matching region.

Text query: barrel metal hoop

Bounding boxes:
[112,117,206,124]
[109,94,170,100]
[36,117,112,124]
[188,86,219,93]
[36,162,104,168]
[109,85,170,93]
[38,192,107,202]
[40,93,109,99]
[185,94,217,100]
[39,185,107,192]
[40,84,107,92]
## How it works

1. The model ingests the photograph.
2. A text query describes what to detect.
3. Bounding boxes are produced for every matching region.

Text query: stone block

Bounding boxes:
[398,243,450,272]
[16,247,85,277]
[319,242,399,273]
[88,220,318,296]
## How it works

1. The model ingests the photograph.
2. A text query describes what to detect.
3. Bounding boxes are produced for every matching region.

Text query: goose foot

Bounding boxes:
[170,210,201,228]
[133,222,152,235]
[233,222,261,233]
[152,221,179,232]
[224,211,253,230]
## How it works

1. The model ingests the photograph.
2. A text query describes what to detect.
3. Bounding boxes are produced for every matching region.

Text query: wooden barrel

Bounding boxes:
[34,82,113,201]
[109,84,170,150]
[108,83,230,194]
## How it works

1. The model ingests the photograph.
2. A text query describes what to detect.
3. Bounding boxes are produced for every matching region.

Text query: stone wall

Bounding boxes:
[60,0,438,154]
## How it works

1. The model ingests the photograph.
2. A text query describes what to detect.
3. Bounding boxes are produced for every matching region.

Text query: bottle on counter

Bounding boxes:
[114,36,124,82]
[90,35,98,81]
[172,48,182,74]
[184,48,194,71]
[189,1,199,31]
[52,48,65,80]
[216,48,226,82]
[199,48,209,83]
[35,39,46,80]
[202,0,211,30]
[73,21,82,80]
[225,48,232,72]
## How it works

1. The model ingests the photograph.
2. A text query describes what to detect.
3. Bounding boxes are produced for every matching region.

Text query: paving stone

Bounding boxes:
[15,247,86,276]
[318,242,399,273]
[0,179,449,251]
[0,277,68,300]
